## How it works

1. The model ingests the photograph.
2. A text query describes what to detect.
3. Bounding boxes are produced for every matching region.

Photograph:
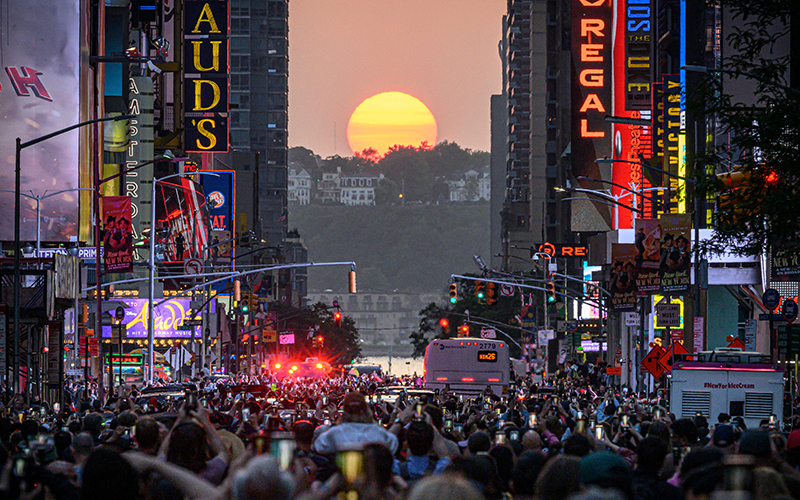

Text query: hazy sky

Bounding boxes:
[288,0,506,158]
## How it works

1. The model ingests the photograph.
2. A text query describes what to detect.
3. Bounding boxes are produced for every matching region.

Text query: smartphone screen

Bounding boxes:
[621,414,630,427]
[336,449,365,491]
[323,396,329,406]
[495,433,507,445]
[528,414,537,427]
[576,419,586,434]
[415,402,424,418]
[509,430,519,441]
[444,418,453,430]
[270,432,297,470]
[595,426,605,440]
[242,407,251,421]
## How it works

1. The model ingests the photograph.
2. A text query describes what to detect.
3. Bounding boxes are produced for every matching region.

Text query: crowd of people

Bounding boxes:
[0,366,798,500]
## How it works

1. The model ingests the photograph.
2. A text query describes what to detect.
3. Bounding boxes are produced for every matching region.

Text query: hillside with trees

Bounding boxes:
[289,203,490,294]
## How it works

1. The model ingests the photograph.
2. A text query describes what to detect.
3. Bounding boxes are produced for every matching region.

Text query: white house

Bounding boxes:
[339,173,384,206]
[288,167,312,205]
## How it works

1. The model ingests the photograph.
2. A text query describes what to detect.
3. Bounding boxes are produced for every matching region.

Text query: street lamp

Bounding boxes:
[12,114,133,396]
[147,172,219,382]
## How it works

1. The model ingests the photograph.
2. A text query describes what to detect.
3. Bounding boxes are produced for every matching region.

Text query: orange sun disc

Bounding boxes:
[347,92,438,156]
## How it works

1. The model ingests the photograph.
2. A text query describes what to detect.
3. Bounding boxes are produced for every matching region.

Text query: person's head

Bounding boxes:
[340,392,373,424]
[717,412,730,424]
[511,451,548,498]
[446,455,504,500]
[646,420,671,447]
[81,448,138,500]
[737,429,772,461]
[712,424,735,453]
[467,431,491,455]
[82,413,103,439]
[785,429,800,468]
[579,452,633,500]
[406,420,435,457]
[363,443,394,491]
[563,432,594,458]
[407,474,484,500]
[489,445,515,491]
[292,420,315,447]
[522,430,543,452]
[133,417,161,454]
[231,454,294,500]
[165,422,210,473]
[71,432,94,465]
[636,437,669,475]
[672,418,698,445]
[534,455,581,500]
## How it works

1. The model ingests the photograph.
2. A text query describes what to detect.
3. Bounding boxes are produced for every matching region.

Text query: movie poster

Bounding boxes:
[610,244,638,310]
[102,196,133,272]
[659,214,691,294]
[634,218,661,294]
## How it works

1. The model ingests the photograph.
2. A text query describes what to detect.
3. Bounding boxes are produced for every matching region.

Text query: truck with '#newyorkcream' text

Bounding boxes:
[670,348,784,429]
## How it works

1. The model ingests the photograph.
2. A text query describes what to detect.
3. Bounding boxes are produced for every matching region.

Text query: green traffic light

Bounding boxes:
[450,297,457,304]
[477,292,485,299]
[547,296,555,303]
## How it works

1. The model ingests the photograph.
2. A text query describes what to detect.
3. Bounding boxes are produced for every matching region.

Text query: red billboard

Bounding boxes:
[102,196,133,272]
[571,0,614,230]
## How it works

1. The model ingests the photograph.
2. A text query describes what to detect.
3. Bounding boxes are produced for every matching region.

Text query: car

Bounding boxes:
[374,386,436,405]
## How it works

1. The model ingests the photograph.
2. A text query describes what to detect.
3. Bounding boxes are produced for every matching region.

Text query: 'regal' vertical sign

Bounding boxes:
[571,0,614,230]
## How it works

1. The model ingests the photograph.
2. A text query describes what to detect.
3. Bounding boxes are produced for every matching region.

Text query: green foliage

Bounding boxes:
[289,203,490,294]
[693,0,800,255]
[268,301,361,365]
[291,141,490,204]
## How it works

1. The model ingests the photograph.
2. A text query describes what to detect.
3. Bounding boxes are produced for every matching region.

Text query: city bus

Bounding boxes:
[424,338,511,396]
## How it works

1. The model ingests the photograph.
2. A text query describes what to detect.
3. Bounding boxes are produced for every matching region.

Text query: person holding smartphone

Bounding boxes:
[313,392,399,455]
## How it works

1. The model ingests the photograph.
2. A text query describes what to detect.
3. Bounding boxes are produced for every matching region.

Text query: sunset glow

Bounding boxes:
[346,92,438,156]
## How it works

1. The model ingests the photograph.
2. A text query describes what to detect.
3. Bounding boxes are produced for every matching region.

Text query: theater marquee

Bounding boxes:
[184,0,229,152]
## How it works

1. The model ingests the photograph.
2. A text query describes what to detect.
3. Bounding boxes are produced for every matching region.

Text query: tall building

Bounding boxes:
[229,0,289,247]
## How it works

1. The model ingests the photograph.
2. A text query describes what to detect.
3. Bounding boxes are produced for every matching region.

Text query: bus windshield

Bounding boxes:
[424,338,511,396]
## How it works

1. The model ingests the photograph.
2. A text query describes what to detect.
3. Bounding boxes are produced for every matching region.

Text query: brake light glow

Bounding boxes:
[436,377,448,381]
[274,364,281,369]
[462,377,474,382]
[488,378,500,382]
[678,366,777,372]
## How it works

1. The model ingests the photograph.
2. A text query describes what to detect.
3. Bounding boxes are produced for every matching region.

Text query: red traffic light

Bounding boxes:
[317,335,324,343]
[334,311,342,326]
[439,318,450,329]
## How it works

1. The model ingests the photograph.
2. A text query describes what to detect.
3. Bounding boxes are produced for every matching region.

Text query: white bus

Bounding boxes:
[424,338,511,396]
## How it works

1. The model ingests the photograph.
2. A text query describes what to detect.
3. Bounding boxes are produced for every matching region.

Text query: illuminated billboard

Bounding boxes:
[101,298,216,339]
[0,1,81,241]
[571,0,613,231]
[184,0,229,152]
[154,177,212,262]
[200,171,235,292]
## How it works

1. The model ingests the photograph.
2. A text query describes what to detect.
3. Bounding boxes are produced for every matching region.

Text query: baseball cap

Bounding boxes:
[713,425,734,448]
[786,429,800,450]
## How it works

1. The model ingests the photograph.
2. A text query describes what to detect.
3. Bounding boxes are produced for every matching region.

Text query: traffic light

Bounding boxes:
[79,303,88,325]
[317,335,324,347]
[715,167,780,217]
[458,324,470,338]
[241,293,251,314]
[474,281,485,301]
[439,318,450,333]
[333,310,342,327]
[449,283,458,304]
[486,282,497,305]
[546,281,556,303]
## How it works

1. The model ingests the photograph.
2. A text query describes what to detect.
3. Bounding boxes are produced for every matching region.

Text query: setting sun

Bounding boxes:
[347,92,438,156]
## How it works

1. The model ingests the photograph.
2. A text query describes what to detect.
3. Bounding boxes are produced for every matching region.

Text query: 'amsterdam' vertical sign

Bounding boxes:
[184,0,229,152]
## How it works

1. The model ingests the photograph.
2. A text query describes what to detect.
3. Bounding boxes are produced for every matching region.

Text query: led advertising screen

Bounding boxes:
[0,1,81,241]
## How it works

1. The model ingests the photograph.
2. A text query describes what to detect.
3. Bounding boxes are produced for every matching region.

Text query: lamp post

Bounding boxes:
[147,172,219,383]
[12,114,133,397]
[531,252,553,331]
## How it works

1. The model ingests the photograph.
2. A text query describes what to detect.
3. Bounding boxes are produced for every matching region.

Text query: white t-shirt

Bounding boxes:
[313,422,399,455]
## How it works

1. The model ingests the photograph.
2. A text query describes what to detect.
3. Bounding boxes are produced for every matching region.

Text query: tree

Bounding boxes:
[374,178,400,205]
[289,146,322,181]
[694,1,800,256]
[409,276,526,358]
[268,301,361,364]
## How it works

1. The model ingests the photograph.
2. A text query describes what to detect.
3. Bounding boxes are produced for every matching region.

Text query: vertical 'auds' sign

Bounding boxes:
[184,0,229,152]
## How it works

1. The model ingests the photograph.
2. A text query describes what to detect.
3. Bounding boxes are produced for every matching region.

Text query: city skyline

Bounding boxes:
[288,0,506,157]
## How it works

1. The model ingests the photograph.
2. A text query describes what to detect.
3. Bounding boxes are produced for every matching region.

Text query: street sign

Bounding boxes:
[115,306,125,321]
[279,333,295,345]
[656,303,680,327]
[782,298,798,323]
[568,320,578,333]
[499,284,515,297]
[556,320,567,333]
[624,312,640,327]
[777,325,800,355]
[642,345,666,378]
[763,289,781,310]
[184,258,203,275]
[658,342,691,374]
[480,328,497,339]
[759,313,784,321]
